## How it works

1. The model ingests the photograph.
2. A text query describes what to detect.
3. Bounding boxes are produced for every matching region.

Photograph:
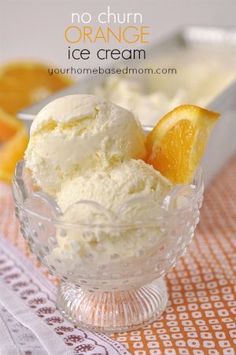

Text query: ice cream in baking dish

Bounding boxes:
[95,76,186,126]
[94,45,236,126]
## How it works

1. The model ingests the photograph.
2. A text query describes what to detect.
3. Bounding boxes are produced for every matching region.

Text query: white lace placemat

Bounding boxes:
[0,235,130,355]
[0,303,47,355]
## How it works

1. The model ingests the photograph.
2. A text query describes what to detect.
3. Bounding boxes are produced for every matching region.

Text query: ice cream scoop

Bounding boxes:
[58,158,171,220]
[54,159,172,263]
[25,95,146,194]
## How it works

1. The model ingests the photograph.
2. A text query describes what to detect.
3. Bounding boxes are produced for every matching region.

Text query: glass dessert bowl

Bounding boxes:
[13,160,204,333]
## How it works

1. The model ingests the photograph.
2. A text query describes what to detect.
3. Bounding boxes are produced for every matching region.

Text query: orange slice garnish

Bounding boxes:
[146,105,220,184]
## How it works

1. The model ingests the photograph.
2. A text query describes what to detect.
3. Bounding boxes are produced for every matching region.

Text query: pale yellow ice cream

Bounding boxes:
[58,159,171,221]
[25,94,173,265]
[25,95,146,194]
[53,159,172,263]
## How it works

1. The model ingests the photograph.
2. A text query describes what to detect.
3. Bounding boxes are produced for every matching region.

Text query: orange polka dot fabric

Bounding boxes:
[0,156,235,354]
[112,157,236,354]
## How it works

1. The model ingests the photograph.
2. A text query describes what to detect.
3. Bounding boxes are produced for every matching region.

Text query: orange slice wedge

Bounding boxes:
[146,105,220,184]
[0,127,29,183]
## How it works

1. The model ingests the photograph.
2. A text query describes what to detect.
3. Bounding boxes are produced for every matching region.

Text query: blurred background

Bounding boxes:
[0,0,236,184]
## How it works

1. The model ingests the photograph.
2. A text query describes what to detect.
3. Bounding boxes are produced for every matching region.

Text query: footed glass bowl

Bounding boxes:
[13,161,204,333]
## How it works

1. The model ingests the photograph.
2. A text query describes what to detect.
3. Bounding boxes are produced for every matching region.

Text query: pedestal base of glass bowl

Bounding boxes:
[57,277,168,333]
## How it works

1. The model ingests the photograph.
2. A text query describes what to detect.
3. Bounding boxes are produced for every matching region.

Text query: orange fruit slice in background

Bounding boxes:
[0,61,73,183]
[0,107,23,141]
[146,105,220,184]
[0,62,73,143]
[0,62,72,116]
[0,127,29,183]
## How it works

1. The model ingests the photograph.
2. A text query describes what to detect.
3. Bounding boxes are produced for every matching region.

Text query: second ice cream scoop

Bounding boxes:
[54,159,172,262]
